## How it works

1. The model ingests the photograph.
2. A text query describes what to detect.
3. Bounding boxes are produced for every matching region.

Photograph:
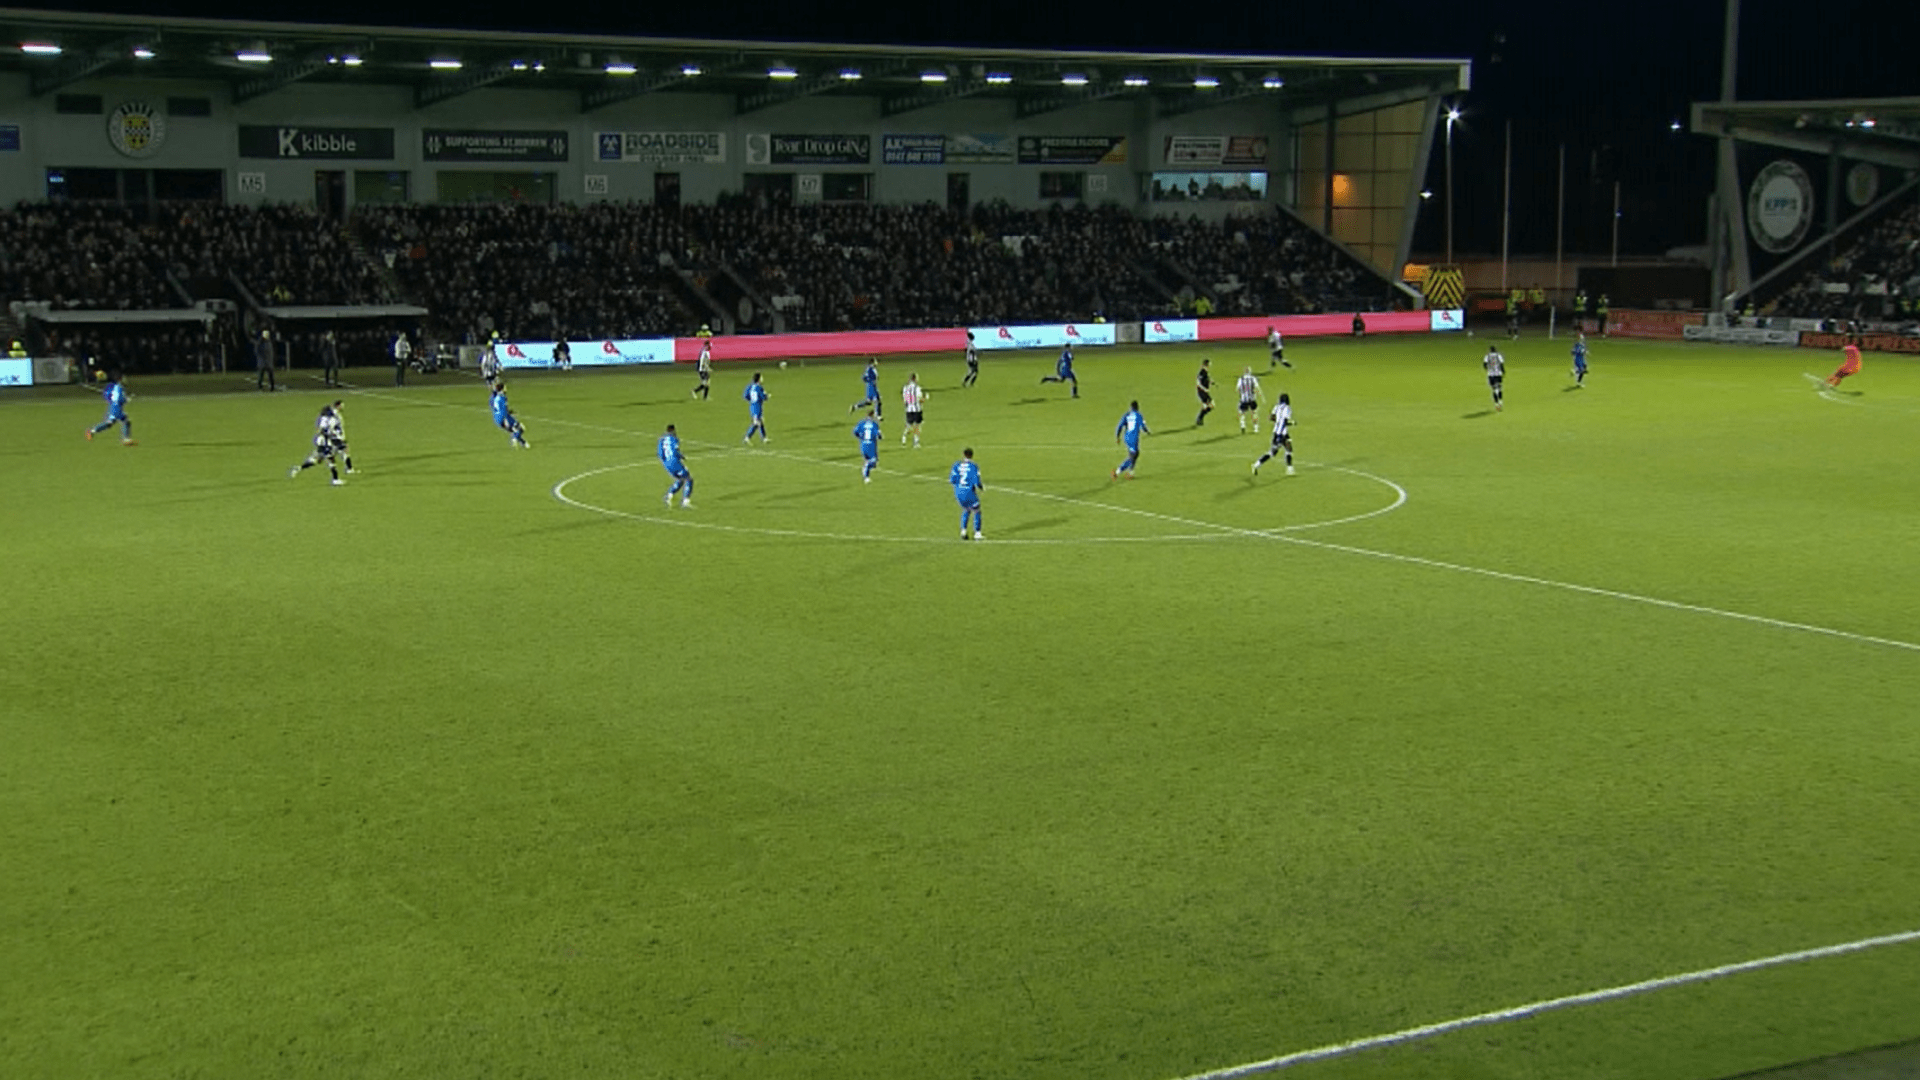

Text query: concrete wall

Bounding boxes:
[0,71,1298,214]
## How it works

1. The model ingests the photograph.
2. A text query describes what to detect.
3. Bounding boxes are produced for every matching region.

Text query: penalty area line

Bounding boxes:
[1174,927,1920,1080]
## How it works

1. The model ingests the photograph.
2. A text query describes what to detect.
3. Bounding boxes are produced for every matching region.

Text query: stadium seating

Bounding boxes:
[358,202,700,345]
[1765,202,1920,321]
[1,196,1398,371]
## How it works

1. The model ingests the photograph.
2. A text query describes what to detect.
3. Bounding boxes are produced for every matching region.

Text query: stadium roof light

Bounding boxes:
[341,54,363,66]
[428,58,463,70]
[1193,75,1220,89]
[1263,75,1284,89]
[1123,75,1149,87]
[985,72,1012,84]
[767,65,798,79]
[681,63,701,76]
[839,68,861,80]
[235,48,273,63]
[1060,72,1088,86]
[1861,117,1877,128]
[132,46,156,60]
[1447,106,1462,121]
[605,62,637,76]
[510,59,527,71]
[20,42,62,56]
[920,70,948,83]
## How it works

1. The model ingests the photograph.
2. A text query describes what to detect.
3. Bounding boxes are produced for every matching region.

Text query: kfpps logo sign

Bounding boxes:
[1747,160,1814,254]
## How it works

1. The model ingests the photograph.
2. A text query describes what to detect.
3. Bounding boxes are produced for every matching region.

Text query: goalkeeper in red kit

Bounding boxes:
[1825,341,1862,388]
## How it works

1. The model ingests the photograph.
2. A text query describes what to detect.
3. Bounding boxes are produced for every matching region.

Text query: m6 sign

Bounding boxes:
[238,126,396,160]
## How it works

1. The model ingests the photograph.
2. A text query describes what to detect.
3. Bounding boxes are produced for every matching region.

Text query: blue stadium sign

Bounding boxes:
[883,135,944,165]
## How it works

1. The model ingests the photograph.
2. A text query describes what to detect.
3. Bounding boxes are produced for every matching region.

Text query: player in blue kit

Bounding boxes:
[490,383,530,448]
[1040,343,1079,397]
[1570,333,1589,388]
[83,372,134,445]
[658,423,693,508]
[950,447,983,540]
[1111,400,1149,479]
[743,371,770,444]
[848,357,882,418]
[853,409,882,483]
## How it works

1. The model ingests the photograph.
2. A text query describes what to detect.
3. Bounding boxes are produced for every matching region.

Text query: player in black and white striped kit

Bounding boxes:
[901,372,927,447]
[962,332,979,388]
[1267,326,1291,370]
[290,400,353,486]
[479,340,503,390]
[1483,344,1506,412]
[1236,366,1263,433]
[1251,393,1294,477]
[693,338,712,399]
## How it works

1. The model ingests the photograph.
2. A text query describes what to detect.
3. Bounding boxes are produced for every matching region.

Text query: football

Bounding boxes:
[779,360,788,369]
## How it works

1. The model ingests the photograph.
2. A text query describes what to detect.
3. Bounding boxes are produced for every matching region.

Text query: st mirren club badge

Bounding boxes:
[107,101,165,158]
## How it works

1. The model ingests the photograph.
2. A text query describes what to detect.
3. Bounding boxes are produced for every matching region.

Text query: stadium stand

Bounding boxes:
[0,202,180,310]
[2,195,1398,369]
[1766,202,1920,322]
[358,202,702,344]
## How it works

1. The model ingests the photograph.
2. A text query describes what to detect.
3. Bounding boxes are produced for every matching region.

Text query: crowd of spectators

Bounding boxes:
[685,197,1200,331]
[153,204,395,307]
[1148,212,1390,315]
[0,200,394,311]
[359,202,700,344]
[0,202,181,310]
[4,196,1395,364]
[1769,203,1920,322]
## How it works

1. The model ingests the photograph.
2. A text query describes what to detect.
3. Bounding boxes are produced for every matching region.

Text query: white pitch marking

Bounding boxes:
[550,462,1232,546]
[424,386,1904,653]
[1172,926,1920,1079]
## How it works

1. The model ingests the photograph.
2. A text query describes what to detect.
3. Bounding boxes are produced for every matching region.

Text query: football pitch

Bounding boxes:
[4,334,1918,1080]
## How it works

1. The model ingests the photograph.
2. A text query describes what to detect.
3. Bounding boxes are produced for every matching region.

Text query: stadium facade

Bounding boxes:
[0,8,1468,280]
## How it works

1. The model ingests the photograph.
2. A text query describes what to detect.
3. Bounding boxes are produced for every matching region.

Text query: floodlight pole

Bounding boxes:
[1500,120,1511,293]
[1444,109,1455,265]
[1555,143,1565,320]
[1612,180,1621,267]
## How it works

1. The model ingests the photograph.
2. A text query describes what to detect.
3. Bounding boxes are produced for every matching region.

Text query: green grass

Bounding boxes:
[4,335,1918,1080]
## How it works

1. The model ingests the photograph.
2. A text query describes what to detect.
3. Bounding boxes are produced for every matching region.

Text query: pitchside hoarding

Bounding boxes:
[0,358,33,386]
[1430,309,1465,332]
[970,323,1118,350]
[500,339,675,368]
[1143,319,1200,343]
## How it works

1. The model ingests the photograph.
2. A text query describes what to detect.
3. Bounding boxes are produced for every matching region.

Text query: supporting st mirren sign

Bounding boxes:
[238,126,396,160]
[1747,160,1814,254]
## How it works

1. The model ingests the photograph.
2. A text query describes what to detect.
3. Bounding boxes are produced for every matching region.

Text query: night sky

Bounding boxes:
[61,0,1911,256]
